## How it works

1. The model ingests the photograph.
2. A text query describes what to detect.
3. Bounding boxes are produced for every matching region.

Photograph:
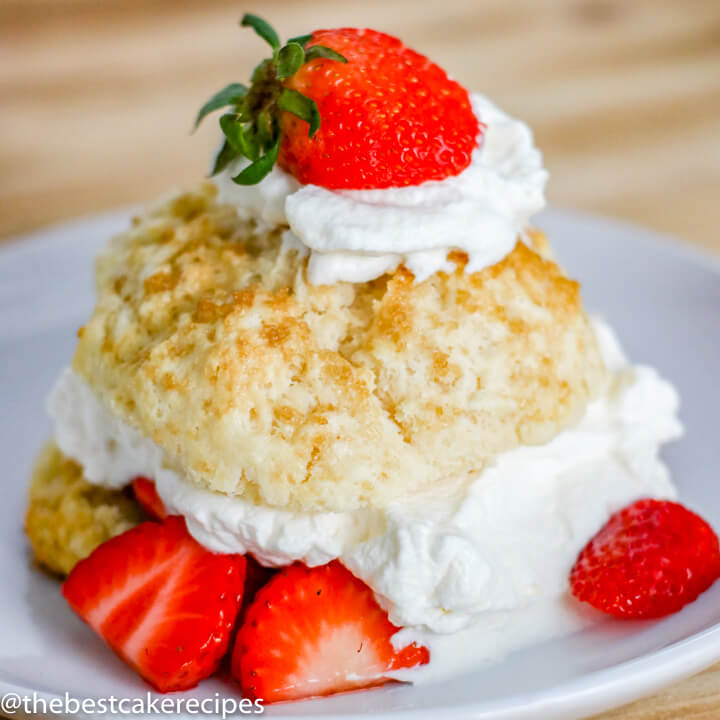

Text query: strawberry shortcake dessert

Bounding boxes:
[26,15,720,704]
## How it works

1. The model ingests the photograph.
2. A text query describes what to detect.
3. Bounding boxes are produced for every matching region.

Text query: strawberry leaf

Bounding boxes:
[278,89,321,138]
[288,33,313,47]
[256,108,276,147]
[232,141,280,185]
[241,14,280,53]
[198,17,345,183]
[277,42,305,79]
[219,114,243,149]
[304,46,348,64]
[209,140,236,176]
[251,58,272,84]
[194,83,247,129]
[219,114,259,161]
[239,127,260,161]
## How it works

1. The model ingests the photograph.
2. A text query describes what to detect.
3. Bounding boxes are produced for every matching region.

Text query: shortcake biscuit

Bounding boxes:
[72,183,605,512]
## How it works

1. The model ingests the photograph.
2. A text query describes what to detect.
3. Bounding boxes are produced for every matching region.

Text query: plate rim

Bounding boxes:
[2,206,720,720]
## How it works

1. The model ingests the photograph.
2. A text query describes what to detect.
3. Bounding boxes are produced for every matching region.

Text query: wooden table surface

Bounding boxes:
[2,1,720,717]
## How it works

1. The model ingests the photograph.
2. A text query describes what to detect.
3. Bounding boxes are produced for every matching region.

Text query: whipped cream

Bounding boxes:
[214,94,548,284]
[49,319,681,681]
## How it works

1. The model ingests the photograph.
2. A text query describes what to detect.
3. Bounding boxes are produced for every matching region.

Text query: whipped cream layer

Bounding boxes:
[214,94,548,284]
[49,319,681,656]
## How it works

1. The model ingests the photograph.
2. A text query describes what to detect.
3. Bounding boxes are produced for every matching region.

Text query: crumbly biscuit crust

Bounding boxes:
[73,183,605,511]
[26,443,143,575]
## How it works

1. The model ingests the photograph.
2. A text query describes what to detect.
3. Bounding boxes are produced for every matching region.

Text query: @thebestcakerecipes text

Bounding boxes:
[0,691,264,717]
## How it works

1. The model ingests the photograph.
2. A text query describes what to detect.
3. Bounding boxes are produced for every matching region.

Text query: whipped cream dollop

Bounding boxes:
[49,319,681,663]
[214,94,548,284]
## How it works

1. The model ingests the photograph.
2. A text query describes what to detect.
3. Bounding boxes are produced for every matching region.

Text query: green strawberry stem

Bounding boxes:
[195,14,347,185]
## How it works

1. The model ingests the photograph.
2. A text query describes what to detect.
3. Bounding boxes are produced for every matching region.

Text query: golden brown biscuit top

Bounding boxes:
[73,182,605,511]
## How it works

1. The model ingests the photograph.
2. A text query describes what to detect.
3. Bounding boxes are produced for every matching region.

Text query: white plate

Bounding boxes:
[2,208,720,720]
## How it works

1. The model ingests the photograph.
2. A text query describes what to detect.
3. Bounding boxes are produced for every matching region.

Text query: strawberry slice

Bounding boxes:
[571,499,720,618]
[232,561,429,703]
[63,516,245,692]
[131,476,167,520]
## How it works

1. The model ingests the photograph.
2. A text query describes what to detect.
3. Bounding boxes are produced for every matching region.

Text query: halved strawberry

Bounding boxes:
[62,516,245,692]
[232,561,429,703]
[131,476,167,520]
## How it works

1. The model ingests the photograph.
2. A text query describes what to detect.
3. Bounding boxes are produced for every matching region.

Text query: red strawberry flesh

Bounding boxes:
[570,499,720,619]
[232,561,429,703]
[279,28,480,189]
[131,476,167,520]
[62,516,245,692]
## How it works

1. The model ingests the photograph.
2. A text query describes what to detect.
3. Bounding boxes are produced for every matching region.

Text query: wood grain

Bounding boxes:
[2,0,719,248]
[2,1,720,717]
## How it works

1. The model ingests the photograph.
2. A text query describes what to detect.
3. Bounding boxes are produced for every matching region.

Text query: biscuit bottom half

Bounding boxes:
[26,443,143,576]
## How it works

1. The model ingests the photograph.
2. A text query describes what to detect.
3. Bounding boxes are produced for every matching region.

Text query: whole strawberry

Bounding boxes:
[570,499,720,619]
[196,15,480,189]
